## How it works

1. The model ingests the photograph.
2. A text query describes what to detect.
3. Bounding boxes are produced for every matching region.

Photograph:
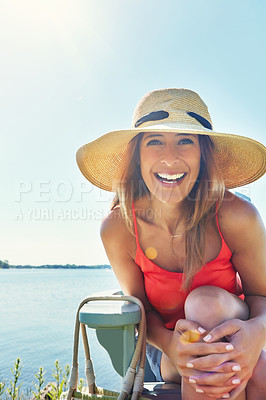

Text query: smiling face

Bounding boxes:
[139,132,201,204]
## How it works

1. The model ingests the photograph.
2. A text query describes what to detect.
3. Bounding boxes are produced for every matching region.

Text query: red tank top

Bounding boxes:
[133,203,243,329]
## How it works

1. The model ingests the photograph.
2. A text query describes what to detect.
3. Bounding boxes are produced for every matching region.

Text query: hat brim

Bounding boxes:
[76,123,266,192]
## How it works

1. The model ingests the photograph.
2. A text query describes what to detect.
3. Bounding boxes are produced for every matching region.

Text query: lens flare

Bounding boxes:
[145,247,157,260]
[180,329,201,344]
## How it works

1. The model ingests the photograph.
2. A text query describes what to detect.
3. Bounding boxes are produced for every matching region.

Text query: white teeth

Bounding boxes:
[157,172,185,180]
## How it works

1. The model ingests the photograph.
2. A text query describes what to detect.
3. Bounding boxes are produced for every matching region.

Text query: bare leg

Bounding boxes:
[161,286,249,400]
[246,349,266,400]
[182,286,248,400]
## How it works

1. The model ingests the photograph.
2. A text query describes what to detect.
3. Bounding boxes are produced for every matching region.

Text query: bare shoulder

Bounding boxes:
[100,207,152,308]
[219,191,263,230]
[101,207,126,239]
[218,190,265,252]
[217,192,266,295]
[100,207,135,257]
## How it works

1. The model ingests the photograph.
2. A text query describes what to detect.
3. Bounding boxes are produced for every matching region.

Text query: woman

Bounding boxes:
[76,88,266,400]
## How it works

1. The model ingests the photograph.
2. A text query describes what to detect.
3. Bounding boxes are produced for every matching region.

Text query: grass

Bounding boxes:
[0,358,70,400]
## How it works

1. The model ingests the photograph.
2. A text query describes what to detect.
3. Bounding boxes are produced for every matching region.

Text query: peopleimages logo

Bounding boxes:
[14,179,113,203]
[14,179,114,221]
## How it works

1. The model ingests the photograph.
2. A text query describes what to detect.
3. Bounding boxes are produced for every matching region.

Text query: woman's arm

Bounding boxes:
[100,208,177,350]
[211,195,266,349]
[186,194,266,397]
[231,198,266,348]
[100,208,153,311]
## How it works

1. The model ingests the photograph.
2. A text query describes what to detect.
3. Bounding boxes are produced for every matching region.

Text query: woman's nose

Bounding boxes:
[160,145,179,166]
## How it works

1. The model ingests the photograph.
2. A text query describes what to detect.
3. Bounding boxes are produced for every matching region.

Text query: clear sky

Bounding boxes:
[0,0,265,266]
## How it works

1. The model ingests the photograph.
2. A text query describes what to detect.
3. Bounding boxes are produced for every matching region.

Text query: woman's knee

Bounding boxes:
[184,286,249,330]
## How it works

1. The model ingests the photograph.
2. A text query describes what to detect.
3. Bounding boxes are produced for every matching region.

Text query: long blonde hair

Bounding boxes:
[111,133,225,290]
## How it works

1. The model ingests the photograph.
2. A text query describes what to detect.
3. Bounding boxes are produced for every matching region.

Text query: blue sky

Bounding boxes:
[0,0,265,266]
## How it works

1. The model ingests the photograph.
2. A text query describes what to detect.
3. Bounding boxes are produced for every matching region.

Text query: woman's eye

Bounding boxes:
[146,139,163,146]
[178,138,193,145]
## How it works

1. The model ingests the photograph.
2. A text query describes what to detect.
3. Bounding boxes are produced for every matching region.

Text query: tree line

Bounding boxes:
[0,260,110,270]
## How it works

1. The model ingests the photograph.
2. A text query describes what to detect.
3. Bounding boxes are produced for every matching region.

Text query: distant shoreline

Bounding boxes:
[0,263,111,270]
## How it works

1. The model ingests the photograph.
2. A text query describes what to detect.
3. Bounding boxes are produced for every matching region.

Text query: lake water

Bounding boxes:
[0,269,122,394]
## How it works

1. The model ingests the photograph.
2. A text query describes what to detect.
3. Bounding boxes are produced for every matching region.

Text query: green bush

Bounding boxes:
[31,367,46,400]
[6,358,23,400]
[47,361,70,400]
[0,359,70,400]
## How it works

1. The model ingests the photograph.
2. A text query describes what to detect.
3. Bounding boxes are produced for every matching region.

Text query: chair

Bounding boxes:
[79,290,155,380]
[74,291,182,400]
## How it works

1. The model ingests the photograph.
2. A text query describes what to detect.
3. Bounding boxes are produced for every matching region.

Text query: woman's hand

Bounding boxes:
[172,318,234,373]
[186,318,265,398]
[163,318,239,398]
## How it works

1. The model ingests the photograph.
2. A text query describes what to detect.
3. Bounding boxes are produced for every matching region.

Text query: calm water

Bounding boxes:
[0,269,121,393]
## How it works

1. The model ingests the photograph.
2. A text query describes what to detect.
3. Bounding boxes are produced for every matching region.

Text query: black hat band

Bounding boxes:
[135,110,212,130]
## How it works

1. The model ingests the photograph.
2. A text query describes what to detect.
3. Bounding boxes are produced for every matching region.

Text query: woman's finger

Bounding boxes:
[189,371,235,387]
[186,353,241,372]
[217,379,248,400]
[192,377,246,399]
[208,362,241,375]
[202,320,240,343]
[191,382,235,398]
[179,340,235,357]
[183,376,232,399]
[174,319,207,335]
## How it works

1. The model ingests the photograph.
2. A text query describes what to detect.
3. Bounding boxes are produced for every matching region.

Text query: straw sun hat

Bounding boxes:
[76,88,266,191]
